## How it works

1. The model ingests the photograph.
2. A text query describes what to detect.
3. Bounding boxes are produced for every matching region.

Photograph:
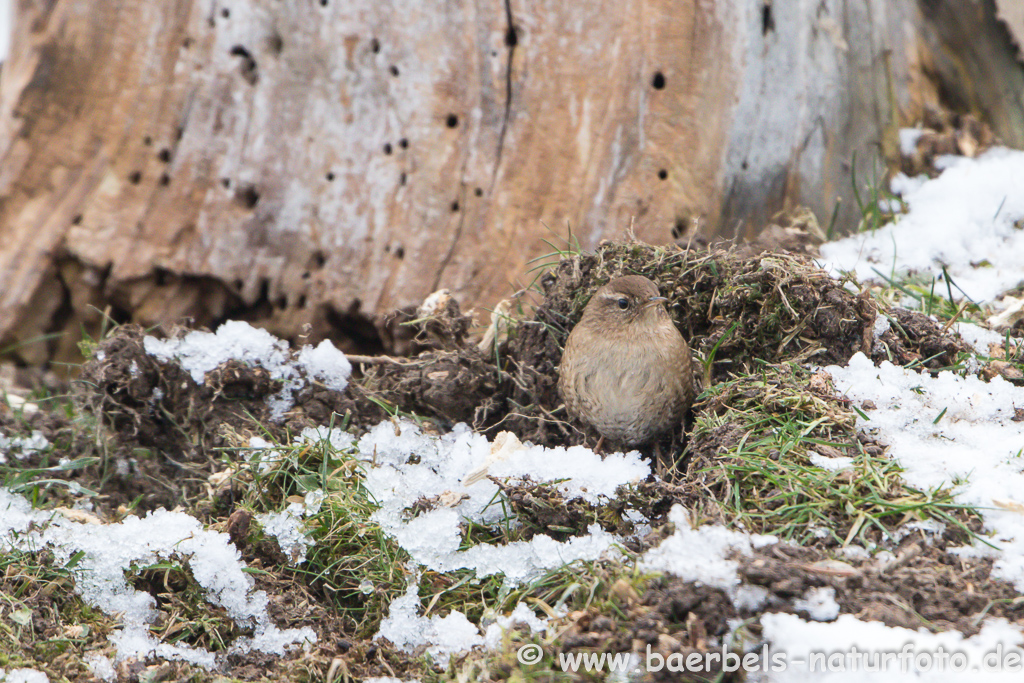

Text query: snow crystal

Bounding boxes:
[375,582,484,663]
[376,582,546,664]
[296,339,351,392]
[0,488,315,667]
[144,320,291,385]
[808,451,854,472]
[825,352,1024,589]
[762,613,1024,682]
[639,505,776,591]
[898,128,924,157]
[954,321,1013,356]
[872,314,891,342]
[0,670,49,683]
[255,488,323,564]
[819,147,1024,302]
[792,586,839,622]
[84,654,115,683]
[144,321,351,420]
[357,420,640,581]
[0,430,49,462]
[732,583,772,611]
[298,425,355,451]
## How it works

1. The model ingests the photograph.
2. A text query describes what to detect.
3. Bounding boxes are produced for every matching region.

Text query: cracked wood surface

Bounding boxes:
[1,0,1023,365]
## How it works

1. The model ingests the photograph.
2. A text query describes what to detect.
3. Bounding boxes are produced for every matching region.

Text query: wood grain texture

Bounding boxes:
[0,0,1022,364]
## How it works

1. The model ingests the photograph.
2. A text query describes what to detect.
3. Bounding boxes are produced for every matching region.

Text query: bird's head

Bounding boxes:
[582,275,671,330]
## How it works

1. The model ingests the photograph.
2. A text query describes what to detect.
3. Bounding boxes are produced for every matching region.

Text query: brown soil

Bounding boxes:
[0,239,1012,682]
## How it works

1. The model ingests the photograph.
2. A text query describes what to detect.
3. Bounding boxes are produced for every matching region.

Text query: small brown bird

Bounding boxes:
[558,275,694,448]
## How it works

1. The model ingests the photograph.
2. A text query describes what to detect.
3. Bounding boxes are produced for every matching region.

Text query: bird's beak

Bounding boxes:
[642,296,668,309]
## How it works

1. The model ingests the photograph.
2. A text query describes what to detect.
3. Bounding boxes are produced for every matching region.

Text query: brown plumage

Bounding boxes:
[557,275,694,447]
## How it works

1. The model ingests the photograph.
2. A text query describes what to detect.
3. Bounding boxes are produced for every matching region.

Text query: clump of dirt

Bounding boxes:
[477,474,708,551]
[72,324,386,512]
[78,325,266,460]
[552,521,1023,681]
[492,242,966,448]
[364,349,503,426]
[558,576,739,682]
[902,105,997,177]
[0,549,118,681]
[738,527,1024,637]
[59,241,973,511]
[491,478,600,541]
[872,308,970,367]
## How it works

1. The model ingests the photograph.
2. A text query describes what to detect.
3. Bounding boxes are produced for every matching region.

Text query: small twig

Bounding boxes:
[940,301,970,334]
[345,354,408,365]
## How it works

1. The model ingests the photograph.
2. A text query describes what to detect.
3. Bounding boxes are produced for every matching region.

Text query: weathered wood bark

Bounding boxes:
[1,0,1022,366]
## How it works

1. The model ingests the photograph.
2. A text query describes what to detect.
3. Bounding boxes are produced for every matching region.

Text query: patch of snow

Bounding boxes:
[377,582,547,664]
[0,670,49,683]
[298,426,355,451]
[792,586,839,622]
[872,314,891,342]
[379,585,483,662]
[808,451,855,472]
[623,508,653,540]
[144,321,290,386]
[898,128,924,157]
[358,420,641,581]
[840,545,870,560]
[893,519,946,544]
[889,171,928,198]
[825,352,1024,589]
[0,430,49,463]
[0,488,315,668]
[246,436,284,474]
[733,583,772,611]
[762,613,1024,681]
[257,511,309,564]
[256,488,324,564]
[819,147,1024,302]
[639,505,776,592]
[296,339,351,392]
[481,602,550,649]
[144,321,351,420]
[84,654,115,683]
[955,322,1013,356]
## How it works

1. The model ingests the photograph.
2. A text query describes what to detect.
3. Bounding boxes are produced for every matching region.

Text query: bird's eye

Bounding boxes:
[617,298,629,310]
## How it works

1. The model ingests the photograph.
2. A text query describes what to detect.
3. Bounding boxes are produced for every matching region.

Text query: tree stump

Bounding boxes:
[1,0,1022,365]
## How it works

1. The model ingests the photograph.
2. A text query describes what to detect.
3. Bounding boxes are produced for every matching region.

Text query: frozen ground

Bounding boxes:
[3,145,1024,681]
[819,146,1024,303]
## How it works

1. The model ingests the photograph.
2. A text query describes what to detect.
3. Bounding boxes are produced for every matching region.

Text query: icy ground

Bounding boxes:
[3,143,1024,681]
[819,146,1024,303]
